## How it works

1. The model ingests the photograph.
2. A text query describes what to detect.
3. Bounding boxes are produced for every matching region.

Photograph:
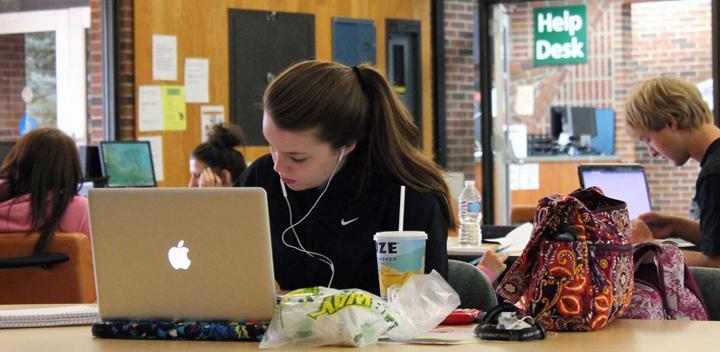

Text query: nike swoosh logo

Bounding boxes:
[340,217,359,226]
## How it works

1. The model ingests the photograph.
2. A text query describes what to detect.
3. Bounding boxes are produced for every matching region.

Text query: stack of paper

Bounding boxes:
[654,237,695,248]
[0,305,99,328]
[485,222,533,256]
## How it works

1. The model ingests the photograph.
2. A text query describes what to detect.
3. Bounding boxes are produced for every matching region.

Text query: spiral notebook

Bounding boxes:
[0,305,99,328]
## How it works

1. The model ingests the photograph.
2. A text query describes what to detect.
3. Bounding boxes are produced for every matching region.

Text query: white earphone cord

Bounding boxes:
[279,148,344,288]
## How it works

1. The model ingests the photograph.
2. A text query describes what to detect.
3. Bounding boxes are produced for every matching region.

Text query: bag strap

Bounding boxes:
[655,243,708,319]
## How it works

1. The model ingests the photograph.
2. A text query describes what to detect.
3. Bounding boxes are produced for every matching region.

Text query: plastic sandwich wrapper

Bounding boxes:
[259,271,460,349]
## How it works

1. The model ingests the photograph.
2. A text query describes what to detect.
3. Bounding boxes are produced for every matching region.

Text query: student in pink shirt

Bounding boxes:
[476,249,509,284]
[0,127,90,255]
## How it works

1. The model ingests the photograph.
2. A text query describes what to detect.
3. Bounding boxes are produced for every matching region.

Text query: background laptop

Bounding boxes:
[89,188,276,321]
[578,164,652,219]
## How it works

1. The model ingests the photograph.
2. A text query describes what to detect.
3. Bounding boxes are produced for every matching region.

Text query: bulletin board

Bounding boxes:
[133,0,434,186]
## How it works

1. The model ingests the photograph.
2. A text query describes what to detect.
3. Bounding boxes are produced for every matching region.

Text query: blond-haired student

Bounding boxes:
[626,76,720,268]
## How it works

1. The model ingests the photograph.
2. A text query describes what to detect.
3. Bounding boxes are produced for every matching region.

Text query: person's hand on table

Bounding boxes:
[638,211,674,240]
[478,249,509,280]
[631,219,655,244]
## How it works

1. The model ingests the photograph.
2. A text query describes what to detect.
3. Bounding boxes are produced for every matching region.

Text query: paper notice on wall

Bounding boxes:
[152,35,177,81]
[185,58,209,103]
[519,163,539,190]
[514,85,534,116]
[509,163,539,190]
[507,124,528,159]
[200,105,225,142]
[138,86,163,131]
[509,164,521,190]
[162,86,186,131]
[138,135,164,182]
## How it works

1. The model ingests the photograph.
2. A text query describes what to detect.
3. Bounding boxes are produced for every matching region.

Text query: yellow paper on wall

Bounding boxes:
[162,86,186,131]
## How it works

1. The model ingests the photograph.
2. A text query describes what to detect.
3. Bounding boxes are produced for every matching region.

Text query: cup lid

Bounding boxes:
[373,231,428,240]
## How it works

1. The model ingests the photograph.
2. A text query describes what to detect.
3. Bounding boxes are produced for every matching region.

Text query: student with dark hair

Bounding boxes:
[238,60,461,295]
[0,127,89,255]
[189,123,247,187]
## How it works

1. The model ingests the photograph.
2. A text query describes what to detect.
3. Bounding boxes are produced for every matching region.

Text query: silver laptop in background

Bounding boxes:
[577,163,651,220]
[89,188,276,321]
[578,164,694,248]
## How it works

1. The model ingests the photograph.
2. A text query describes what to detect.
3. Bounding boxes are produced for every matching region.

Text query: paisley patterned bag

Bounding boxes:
[496,187,634,331]
[623,242,708,320]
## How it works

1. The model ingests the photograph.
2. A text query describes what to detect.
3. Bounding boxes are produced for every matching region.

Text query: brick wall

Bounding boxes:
[117,0,134,140]
[442,0,711,218]
[88,0,103,143]
[87,0,135,142]
[0,34,25,141]
[508,0,615,133]
[628,0,712,216]
[444,0,477,179]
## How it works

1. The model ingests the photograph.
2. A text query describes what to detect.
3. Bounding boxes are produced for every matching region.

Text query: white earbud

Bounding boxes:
[338,146,346,162]
[277,145,349,289]
[279,177,287,197]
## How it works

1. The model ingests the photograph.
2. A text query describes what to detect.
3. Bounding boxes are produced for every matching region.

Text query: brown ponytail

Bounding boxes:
[264,61,457,230]
[191,123,247,182]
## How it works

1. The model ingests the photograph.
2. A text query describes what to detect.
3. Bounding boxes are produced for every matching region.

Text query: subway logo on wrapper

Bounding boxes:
[534,5,587,66]
[307,291,376,319]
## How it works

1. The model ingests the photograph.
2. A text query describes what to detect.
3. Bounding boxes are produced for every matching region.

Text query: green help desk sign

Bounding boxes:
[534,5,587,66]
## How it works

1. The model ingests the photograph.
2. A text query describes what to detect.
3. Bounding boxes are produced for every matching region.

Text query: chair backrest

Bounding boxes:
[0,232,96,304]
[510,205,535,224]
[447,259,497,311]
[689,266,720,321]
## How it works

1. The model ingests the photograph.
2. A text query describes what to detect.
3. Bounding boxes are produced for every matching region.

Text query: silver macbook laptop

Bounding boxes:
[578,164,651,219]
[89,188,276,321]
[578,164,694,248]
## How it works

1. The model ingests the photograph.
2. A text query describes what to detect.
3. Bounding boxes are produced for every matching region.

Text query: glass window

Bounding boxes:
[0,8,90,144]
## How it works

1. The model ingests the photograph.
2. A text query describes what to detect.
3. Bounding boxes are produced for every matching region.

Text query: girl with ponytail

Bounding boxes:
[239,60,458,295]
[188,123,247,187]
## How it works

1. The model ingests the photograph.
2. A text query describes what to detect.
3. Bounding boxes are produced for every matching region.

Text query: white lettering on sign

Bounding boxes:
[536,37,584,60]
[537,10,583,36]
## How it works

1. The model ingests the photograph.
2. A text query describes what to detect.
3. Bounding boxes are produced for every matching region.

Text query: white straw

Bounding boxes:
[398,185,406,231]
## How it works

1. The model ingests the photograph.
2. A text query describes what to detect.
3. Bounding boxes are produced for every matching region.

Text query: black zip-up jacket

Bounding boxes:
[238,153,449,296]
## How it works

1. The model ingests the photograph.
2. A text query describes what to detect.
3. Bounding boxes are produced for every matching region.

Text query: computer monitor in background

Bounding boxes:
[591,108,616,155]
[569,107,597,138]
[99,141,156,188]
[550,106,565,140]
[549,106,597,144]
[78,145,103,180]
[0,141,15,166]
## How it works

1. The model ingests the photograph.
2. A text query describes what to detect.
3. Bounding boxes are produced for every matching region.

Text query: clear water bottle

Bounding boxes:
[458,180,482,246]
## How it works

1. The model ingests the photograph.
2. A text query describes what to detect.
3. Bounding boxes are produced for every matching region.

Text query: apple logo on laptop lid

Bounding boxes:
[168,240,191,270]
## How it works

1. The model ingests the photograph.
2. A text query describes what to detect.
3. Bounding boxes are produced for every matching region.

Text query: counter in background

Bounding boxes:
[475,155,621,223]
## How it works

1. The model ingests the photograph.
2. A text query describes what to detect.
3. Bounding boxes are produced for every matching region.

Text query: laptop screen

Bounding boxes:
[578,164,652,219]
[99,141,156,188]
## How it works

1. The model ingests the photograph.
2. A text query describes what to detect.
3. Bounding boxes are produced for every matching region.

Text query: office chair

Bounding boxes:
[447,259,497,311]
[689,266,720,321]
[0,232,96,304]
